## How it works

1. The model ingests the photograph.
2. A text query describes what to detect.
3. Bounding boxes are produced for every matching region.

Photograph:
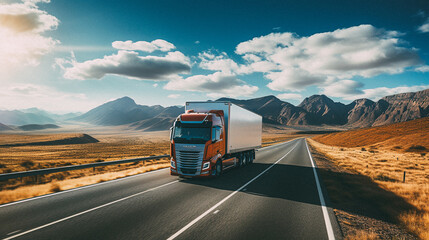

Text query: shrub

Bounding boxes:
[50,183,61,192]
[0,163,6,168]
[361,148,366,151]
[406,145,427,152]
[20,160,35,168]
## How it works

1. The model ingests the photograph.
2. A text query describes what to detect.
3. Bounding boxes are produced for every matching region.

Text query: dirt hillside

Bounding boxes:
[313,117,428,152]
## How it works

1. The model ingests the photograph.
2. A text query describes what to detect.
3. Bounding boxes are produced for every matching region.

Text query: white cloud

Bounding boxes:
[277,93,302,100]
[153,83,158,87]
[416,65,429,72]
[233,25,421,91]
[164,72,258,98]
[112,39,175,52]
[60,50,191,80]
[198,50,278,75]
[353,85,429,100]
[322,80,364,98]
[266,68,325,91]
[236,32,295,55]
[418,18,429,33]
[198,51,252,74]
[0,83,98,112]
[167,94,181,99]
[323,83,429,101]
[0,0,59,67]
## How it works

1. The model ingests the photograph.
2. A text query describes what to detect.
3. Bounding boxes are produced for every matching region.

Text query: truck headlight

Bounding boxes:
[170,159,176,169]
[202,162,210,170]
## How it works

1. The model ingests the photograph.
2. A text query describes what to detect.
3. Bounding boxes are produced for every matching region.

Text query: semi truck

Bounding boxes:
[170,101,262,177]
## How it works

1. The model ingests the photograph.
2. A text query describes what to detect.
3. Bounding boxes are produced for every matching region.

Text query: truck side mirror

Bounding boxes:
[169,127,173,141]
[216,127,221,141]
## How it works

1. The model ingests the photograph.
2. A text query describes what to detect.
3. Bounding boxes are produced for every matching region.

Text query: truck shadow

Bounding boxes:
[179,162,418,224]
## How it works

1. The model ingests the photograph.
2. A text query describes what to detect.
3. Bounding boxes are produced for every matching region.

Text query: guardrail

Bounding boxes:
[0,154,170,181]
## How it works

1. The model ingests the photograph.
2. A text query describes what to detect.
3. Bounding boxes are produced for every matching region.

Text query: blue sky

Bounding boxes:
[0,0,428,112]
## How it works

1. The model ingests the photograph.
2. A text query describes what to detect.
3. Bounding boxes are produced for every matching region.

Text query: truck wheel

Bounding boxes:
[214,161,222,177]
[247,152,253,164]
[241,154,247,167]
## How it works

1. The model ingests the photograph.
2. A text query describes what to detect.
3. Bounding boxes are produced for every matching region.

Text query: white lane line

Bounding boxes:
[0,167,170,208]
[6,231,20,236]
[304,139,335,240]
[167,143,298,240]
[3,180,179,240]
[213,210,220,214]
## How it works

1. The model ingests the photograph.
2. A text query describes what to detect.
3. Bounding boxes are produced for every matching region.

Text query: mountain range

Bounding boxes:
[0,89,428,131]
[219,88,428,127]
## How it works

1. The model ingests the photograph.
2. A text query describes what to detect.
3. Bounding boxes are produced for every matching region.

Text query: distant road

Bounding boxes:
[0,138,341,240]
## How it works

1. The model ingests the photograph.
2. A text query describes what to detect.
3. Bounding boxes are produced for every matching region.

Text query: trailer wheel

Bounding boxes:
[248,152,253,164]
[241,154,247,167]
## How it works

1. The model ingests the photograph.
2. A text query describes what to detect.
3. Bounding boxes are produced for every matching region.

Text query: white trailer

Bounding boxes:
[185,101,262,154]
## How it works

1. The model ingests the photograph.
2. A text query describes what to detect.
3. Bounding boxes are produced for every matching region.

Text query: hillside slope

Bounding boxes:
[313,117,429,151]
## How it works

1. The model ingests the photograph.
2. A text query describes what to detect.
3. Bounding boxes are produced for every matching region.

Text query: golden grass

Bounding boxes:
[309,139,429,240]
[0,161,169,204]
[345,230,379,240]
[0,133,171,173]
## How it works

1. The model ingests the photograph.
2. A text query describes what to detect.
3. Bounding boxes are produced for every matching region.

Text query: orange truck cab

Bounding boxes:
[170,101,262,177]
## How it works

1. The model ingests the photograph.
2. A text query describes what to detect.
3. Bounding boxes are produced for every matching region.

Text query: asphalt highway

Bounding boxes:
[0,138,341,240]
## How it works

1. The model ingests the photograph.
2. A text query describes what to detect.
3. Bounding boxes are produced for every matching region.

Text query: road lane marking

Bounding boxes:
[3,180,179,240]
[167,143,298,240]
[6,231,20,236]
[213,210,220,214]
[0,167,170,208]
[304,139,335,240]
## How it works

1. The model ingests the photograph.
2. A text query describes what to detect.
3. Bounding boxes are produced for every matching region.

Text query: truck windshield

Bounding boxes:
[173,126,211,144]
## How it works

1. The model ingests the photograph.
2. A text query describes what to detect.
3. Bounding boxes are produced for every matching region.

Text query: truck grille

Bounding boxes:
[177,150,203,175]
[175,144,205,176]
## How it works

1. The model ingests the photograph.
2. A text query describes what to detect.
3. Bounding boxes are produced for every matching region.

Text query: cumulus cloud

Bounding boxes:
[321,81,429,101]
[197,25,421,93]
[418,18,429,33]
[277,93,302,100]
[198,51,252,74]
[198,50,278,74]
[164,72,258,98]
[322,80,364,98]
[0,0,59,67]
[233,25,421,91]
[112,39,175,52]
[236,32,295,55]
[266,68,325,91]
[416,65,429,72]
[61,50,191,80]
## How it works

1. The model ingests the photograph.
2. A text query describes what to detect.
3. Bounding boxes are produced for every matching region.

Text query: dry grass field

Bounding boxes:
[310,118,429,240]
[0,126,307,204]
